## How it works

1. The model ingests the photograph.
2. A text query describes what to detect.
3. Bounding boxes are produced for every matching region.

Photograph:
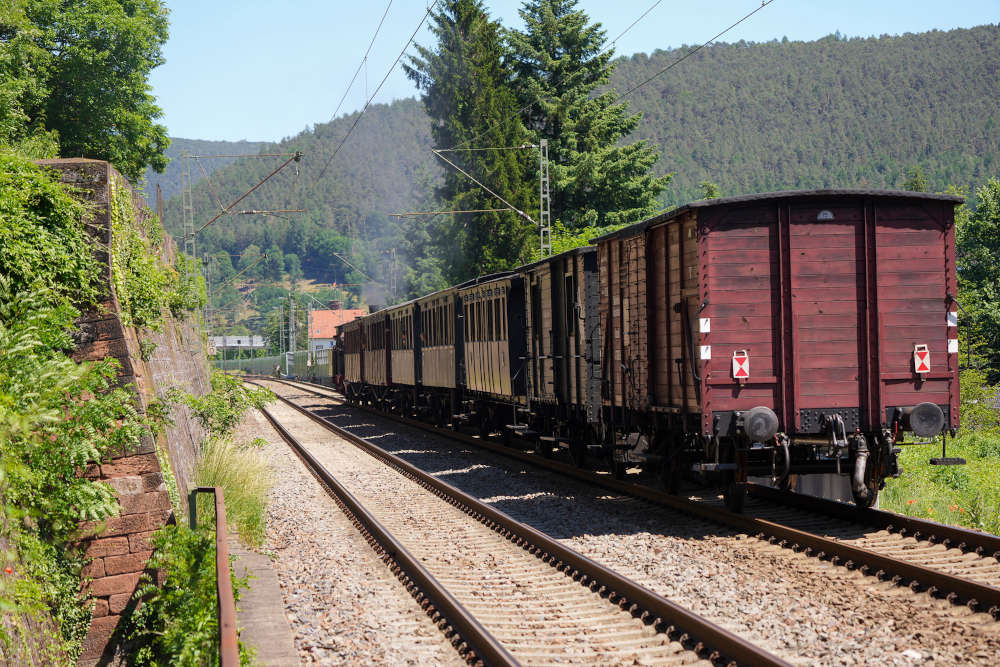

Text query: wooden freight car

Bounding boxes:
[593,189,964,509]
[519,247,602,463]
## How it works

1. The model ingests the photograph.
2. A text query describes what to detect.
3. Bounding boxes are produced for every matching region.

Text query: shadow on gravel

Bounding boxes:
[290,399,891,547]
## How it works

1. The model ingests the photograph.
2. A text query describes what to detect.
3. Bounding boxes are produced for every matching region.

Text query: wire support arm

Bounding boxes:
[195,152,303,236]
[431,150,537,226]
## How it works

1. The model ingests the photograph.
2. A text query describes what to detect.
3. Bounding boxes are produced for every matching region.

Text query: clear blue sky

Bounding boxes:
[150,0,1000,142]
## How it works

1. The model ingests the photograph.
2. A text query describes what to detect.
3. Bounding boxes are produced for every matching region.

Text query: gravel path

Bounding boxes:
[271,382,1000,666]
[233,408,465,666]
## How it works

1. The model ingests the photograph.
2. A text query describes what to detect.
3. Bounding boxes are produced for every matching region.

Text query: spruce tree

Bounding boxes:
[404,0,536,283]
[508,0,670,229]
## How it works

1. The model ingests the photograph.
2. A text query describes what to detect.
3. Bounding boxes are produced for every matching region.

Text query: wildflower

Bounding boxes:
[907,499,917,505]
[959,508,966,514]
[3,567,11,575]
[927,507,934,514]
[949,505,959,512]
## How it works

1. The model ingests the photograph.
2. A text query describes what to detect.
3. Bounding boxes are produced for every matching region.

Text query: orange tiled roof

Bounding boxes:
[309,309,366,339]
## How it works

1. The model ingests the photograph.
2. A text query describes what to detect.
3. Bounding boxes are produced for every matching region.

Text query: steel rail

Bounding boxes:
[272,378,1000,616]
[747,483,1000,559]
[254,380,791,667]
[257,404,517,667]
[190,487,240,667]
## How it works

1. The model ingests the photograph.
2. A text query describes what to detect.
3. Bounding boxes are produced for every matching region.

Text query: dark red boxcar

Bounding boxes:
[594,189,963,508]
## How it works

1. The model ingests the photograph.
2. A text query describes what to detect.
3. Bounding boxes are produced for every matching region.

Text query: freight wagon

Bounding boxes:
[593,189,963,509]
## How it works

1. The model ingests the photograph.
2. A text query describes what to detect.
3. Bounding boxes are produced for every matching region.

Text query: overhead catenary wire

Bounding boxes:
[618,0,777,102]
[328,0,394,128]
[303,1,440,201]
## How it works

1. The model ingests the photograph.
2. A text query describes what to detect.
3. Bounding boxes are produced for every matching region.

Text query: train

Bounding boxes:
[311,189,965,511]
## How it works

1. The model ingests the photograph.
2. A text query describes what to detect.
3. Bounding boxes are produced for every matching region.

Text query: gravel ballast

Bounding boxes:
[234,408,466,666]
[268,382,1000,666]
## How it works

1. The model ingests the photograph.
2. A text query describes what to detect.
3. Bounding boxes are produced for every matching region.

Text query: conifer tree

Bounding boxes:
[405,0,535,283]
[508,0,670,229]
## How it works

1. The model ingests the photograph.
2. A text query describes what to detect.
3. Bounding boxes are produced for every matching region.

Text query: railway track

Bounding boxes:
[253,379,788,666]
[267,377,1000,620]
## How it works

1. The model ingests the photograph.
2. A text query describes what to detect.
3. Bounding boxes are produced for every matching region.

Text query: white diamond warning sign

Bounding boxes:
[732,350,750,379]
[913,344,930,374]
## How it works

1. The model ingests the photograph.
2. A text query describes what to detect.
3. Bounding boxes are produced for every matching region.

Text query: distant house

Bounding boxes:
[210,335,266,353]
[309,302,366,351]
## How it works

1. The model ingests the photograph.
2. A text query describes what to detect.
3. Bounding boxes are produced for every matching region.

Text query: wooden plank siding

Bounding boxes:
[594,190,960,439]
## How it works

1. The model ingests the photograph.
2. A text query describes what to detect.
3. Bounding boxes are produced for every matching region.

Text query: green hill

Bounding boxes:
[142,137,266,202]
[165,24,999,309]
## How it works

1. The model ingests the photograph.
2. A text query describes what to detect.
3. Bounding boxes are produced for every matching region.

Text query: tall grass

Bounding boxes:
[882,430,1000,535]
[194,437,271,549]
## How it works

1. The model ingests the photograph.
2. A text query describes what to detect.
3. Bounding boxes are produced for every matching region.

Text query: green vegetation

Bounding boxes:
[128,372,272,664]
[181,371,273,547]
[955,178,1000,381]
[883,371,1000,534]
[125,525,252,667]
[0,156,159,662]
[509,0,670,229]
[194,437,271,548]
[0,0,171,182]
[110,174,205,329]
[405,0,536,282]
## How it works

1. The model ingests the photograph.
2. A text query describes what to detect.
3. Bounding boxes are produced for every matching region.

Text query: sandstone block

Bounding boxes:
[129,530,157,553]
[100,453,161,478]
[88,572,141,597]
[84,537,129,558]
[91,598,109,618]
[119,491,171,515]
[78,614,120,662]
[81,558,105,579]
[106,476,143,496]
[104,551,153,576]
[78,510,171,538]
[109,593,133,615]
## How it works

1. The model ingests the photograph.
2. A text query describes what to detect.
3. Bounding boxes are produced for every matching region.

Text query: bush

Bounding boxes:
[178,371,273,438]
[124,525,252,667]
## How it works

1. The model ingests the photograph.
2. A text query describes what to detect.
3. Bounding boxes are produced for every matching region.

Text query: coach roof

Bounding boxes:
[590,188,965,244]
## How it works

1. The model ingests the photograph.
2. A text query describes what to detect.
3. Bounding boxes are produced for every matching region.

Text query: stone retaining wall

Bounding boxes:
[38,159,210,665]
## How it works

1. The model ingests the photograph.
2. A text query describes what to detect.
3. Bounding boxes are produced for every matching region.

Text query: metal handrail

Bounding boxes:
[190,487,240,667]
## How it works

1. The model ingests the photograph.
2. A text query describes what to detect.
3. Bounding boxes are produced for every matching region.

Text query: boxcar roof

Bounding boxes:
[516,244,596,274]
[590,188,965,243]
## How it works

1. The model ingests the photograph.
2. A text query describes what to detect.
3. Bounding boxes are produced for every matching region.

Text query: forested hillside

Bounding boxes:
[142,137,265,201]
[164,24,1000,298]
[618,25,999,205]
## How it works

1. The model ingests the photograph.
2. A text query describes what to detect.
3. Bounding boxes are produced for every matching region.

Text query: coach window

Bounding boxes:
[486,298,494,341]
[565,275,575,337]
